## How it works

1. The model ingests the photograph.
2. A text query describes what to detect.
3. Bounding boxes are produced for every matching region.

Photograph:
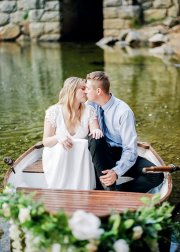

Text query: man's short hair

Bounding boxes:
[86,71,110,94]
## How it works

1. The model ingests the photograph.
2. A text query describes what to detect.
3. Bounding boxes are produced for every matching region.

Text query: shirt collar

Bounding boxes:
[102,94,115,111]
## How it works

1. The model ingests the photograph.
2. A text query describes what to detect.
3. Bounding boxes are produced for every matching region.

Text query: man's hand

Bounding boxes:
[100,169,117,186]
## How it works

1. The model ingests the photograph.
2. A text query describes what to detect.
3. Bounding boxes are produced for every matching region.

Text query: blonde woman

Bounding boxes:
[42,77,103,190]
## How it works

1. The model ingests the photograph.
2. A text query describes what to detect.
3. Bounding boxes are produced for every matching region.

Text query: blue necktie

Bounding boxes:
[99,107,106,135]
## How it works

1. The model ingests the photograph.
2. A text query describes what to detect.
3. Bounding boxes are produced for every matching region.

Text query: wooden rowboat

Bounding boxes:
[3,142,173,217]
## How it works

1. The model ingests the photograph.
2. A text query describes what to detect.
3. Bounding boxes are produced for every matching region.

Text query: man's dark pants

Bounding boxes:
[88,137,164,192]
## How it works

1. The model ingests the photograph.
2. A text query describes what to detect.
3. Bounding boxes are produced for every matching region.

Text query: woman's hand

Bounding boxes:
[89,129,103,139]
[56,135,73,150]
[61,137,73,150]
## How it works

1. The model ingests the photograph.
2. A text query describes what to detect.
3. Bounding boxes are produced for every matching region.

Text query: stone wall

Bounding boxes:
[0,0,60,41]
[103,0,180,38]
[0,0,179,42]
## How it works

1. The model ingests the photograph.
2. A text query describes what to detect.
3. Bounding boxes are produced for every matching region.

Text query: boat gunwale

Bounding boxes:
[143,142,172,202]
[3,143,41,187]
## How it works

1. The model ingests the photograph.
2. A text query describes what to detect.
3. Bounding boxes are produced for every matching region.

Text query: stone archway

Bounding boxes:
[60,0,103,41]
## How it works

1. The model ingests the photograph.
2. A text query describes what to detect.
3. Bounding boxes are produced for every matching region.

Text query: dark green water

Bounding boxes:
[0,42,179,205]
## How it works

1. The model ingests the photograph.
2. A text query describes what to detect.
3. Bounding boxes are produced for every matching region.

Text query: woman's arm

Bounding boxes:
[89,118,103,139]
[43,119,73,149]
[89,118,100,132]
[88,105,103,139]
[42,120,58,147]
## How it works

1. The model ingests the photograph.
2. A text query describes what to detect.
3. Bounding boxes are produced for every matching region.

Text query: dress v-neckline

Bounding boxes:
[59,105,80,137]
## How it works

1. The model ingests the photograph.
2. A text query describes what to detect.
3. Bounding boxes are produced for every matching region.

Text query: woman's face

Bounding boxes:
[75,82,87,103]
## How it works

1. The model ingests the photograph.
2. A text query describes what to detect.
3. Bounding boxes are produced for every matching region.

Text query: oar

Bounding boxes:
[143,165,180,173]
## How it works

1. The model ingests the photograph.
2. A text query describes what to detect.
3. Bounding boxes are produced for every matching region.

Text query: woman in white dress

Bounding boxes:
[42,77,103,190]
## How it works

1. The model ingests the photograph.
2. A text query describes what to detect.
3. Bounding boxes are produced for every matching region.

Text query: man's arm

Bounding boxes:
[113,110,138,177]
[100,110,138,186]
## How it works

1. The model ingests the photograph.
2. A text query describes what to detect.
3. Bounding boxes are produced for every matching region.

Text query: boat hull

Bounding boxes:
[4,142,172,216]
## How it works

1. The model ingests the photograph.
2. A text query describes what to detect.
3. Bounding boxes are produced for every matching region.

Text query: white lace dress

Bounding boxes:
[42,104,96,190]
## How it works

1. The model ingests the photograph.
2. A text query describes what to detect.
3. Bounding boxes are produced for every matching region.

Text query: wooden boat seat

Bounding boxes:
[17,187,153,217]
[23,160,43,173]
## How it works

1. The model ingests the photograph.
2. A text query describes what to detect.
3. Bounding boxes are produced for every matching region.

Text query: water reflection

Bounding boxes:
[103,47,180,153]
[0,42,179,204]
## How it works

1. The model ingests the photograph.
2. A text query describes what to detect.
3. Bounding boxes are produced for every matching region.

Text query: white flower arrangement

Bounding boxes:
[18,208,31,223]
[132,226,143,240]
[69,210,104,240]
[9,221,23,252]
[2,203,11,217]
[113,239,129,252]
[0,186,179,252]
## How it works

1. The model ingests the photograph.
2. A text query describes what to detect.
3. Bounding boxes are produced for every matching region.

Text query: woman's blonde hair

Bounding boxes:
[58,77,85,128]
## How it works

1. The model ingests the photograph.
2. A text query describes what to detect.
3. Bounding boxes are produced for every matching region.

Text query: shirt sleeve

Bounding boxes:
[112,110,138,178]
[45,105,57,128]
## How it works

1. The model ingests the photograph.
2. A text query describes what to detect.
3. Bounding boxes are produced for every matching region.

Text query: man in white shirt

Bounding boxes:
[85,71,164,192]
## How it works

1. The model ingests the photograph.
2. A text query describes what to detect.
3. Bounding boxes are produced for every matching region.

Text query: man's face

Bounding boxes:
[85,80,98,102]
